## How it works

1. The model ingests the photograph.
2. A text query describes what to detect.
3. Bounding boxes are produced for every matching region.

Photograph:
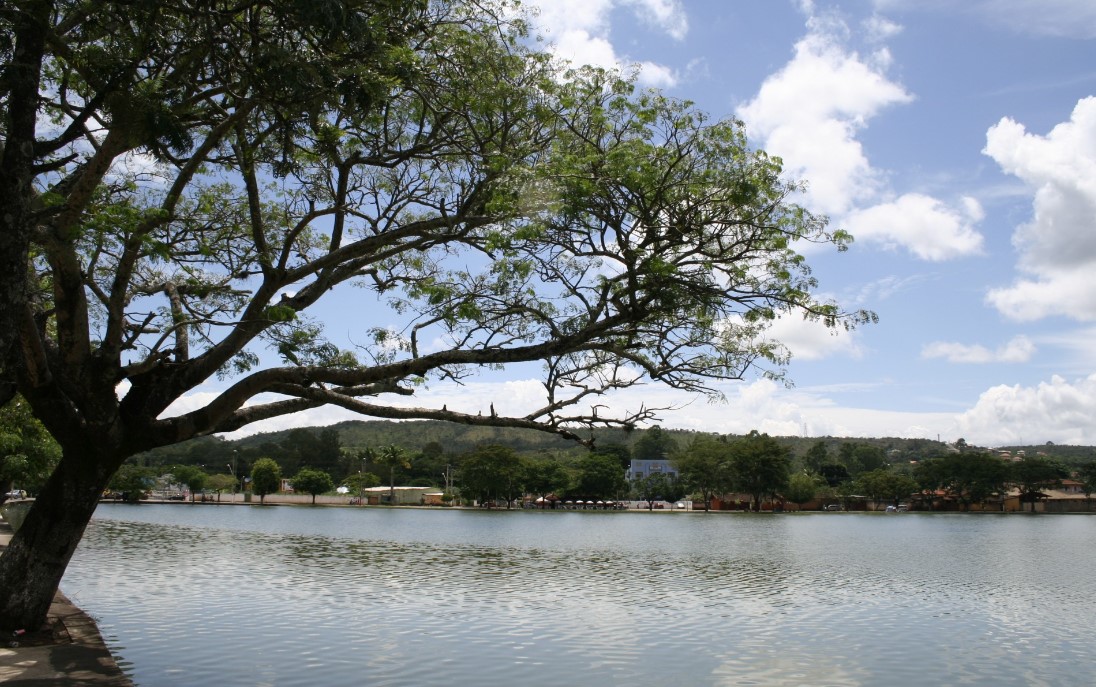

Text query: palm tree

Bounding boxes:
[374,445,410,505]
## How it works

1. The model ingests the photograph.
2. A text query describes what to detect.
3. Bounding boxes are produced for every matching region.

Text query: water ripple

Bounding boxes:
[61,507,1096,686]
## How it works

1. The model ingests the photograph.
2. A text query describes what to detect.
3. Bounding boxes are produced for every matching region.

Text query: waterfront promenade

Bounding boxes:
[0,520,131,686]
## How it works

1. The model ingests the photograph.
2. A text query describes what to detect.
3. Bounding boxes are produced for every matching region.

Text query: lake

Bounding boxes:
[62,504,1096,686]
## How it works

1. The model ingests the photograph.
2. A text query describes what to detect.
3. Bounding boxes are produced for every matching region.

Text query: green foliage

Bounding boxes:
[784,472,819,508]
[0,396,61,493]
[291,468,334,504]
[915,452,1011,509]
[109,465,154,502]
[458,445,524,507]
[818,463,851,487]
[728,431,790,511]
[591,443,632,469]
[372,445,411,499]
[205,473,236,496]
[838,443,888,478]
[1011,455,1068,512]
[854,469,919,509]
[523,460,569,499]
[342,471,381,494]
[0,0,885,631]
[1077,461,1096,498]
[250,458,283,504]
[631,472,685,509]
[673,434,734,510]
[633,426,677,461]
[170,465,207,500]
[802,441,830,474]
[570,453,627,500]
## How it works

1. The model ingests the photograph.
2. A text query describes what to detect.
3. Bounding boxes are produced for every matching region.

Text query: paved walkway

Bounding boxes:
[0,518,132,686]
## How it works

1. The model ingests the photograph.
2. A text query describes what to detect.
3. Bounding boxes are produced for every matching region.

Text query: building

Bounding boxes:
[360,486,439,505]
[627,458,678,481]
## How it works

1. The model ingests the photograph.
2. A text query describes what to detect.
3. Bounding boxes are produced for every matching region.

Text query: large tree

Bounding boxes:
[728,431,791,512]
[373,444,410,505]
[633,425,677,461]
[1011,455,1067,513]
[290,467,334,505]
[0,0,871,629]
[854,468,918,510]
[250,457,282,505]
[673,434,733,511]
[571,452,627,500]
[458,444,523,507]
[915,452,1011,511]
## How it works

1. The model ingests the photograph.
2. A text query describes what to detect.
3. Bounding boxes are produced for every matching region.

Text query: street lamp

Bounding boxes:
[229,450,238,502]
[359,451,366,507]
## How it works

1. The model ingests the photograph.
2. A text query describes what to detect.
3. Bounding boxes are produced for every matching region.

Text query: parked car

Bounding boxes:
[824,503,842,511]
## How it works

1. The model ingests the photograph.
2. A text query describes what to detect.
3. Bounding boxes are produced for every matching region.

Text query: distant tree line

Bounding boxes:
[101,422,1095,512]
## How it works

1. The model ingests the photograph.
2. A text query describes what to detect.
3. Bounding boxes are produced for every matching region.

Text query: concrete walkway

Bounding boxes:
[0,518,132,686]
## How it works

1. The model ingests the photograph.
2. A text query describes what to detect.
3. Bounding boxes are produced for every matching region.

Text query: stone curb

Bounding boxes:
[0,517,132,686]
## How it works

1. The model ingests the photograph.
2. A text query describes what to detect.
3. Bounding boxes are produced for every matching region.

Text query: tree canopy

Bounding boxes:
[250,458,282,505]
[728,431,790,511]
[673,434,733,510]
[291,468,334,505]
[0,0,871,630]
[458,444,523,507]
[0,395,60,496]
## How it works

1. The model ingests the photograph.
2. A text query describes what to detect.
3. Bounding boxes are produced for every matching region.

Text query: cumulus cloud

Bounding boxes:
[763,313,865,361]
[181,369,1096,447]
[737,11,988,262]
[844,193,985,260]
[983,96,1096,321]
[527,0,685,87]
[954,374,1096,445]
[736,12,912,216]
[921,336,1036,364]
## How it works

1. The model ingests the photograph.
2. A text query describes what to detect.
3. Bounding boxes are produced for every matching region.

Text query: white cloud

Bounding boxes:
[179,369,1096,448]
[632,61,678,89]
[764,313,865,361]
[843,193,985,261]
[862,14,903,42]
[623,0,688,40]
[984,96,1096,321]
[921,336,1036,364]
[528,0,684,87]
[738,9,990,262]
[736,11,912,216]
[852,273,928,303]
[954,374,1096,445]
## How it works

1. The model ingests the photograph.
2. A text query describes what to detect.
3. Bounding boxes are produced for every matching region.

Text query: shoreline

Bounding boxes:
[0,519,132,686]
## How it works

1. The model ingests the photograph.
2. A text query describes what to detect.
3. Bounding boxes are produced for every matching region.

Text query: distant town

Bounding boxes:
[15,421,1074,516]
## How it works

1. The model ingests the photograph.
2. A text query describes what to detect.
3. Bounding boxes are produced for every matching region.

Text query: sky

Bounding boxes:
[187,0,1096,448]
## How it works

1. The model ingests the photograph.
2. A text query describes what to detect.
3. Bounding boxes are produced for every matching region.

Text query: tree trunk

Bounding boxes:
[0,446,116,631]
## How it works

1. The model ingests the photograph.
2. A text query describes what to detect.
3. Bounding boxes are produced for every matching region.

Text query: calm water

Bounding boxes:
[62,505,1096,686]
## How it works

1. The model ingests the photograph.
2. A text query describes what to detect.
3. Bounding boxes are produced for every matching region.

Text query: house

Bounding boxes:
[360,486,438,505]
[627,458,678,481]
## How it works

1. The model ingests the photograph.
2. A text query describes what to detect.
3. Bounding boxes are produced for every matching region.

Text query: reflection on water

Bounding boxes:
[64,506,1096,686]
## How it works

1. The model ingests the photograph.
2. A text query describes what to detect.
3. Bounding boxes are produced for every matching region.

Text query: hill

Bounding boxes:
[133,418,999,469]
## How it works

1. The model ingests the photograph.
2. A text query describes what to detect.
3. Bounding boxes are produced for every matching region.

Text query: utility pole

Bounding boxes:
[228,450,238,502]
[359,451,366,507]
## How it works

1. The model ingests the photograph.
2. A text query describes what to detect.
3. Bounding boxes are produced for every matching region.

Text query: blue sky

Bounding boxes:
[189,0,1096,447]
